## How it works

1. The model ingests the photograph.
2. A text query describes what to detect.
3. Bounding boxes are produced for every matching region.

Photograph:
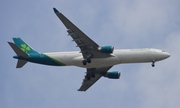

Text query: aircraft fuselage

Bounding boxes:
[14,48,170,68]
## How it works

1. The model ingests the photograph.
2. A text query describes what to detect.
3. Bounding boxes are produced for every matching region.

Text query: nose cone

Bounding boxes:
[163,52,171,59]
[152,50,170,61]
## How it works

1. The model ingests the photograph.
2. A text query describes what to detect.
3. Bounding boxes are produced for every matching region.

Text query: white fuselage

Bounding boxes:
[44,48,170,68]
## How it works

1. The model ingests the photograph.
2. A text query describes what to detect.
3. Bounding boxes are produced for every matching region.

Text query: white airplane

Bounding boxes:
[8,8,170,91]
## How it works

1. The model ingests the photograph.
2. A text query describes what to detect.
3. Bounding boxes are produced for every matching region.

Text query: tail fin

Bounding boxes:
[9,38,40,68]
[8,38,38,68]
[12,38,39,54]
[8,42,28,68]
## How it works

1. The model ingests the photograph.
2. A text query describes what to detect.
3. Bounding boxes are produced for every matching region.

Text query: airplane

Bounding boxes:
[8,8,170,91]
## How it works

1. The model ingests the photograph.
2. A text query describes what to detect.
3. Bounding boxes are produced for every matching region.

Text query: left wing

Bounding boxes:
[78,66,112,91]
[53,8,110,58]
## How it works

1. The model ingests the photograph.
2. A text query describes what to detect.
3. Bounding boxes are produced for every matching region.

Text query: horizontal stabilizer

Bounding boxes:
[8,42,28,57]
[16,59,27,68]
[8,42,28,68]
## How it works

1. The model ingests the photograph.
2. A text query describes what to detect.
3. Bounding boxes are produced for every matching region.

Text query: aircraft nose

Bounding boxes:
[164,52,171,59]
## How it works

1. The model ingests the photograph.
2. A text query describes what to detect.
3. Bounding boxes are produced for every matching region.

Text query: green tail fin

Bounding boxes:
[13,38,39,54]
[9,38,39,68]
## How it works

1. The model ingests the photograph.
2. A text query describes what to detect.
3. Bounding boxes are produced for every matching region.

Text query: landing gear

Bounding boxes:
[152,63,155,67]
[82,60,87,65]
[82,54,93,65]
[87,58,91,63]
[152,60,155,67]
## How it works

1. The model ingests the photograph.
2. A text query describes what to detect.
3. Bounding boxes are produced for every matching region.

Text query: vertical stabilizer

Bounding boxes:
[12,38,39,54]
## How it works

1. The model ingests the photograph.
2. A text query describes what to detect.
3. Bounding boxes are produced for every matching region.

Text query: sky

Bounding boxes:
[1,0,180,108]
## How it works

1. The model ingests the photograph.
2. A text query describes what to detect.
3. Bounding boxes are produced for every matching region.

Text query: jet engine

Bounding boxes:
[104,71,121,79]
[97,46,114,53]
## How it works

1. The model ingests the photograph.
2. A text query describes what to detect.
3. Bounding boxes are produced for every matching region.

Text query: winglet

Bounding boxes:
[53,8,59,13]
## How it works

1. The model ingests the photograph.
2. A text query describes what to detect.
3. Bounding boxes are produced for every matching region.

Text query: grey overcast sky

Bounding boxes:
[1,0,180,108]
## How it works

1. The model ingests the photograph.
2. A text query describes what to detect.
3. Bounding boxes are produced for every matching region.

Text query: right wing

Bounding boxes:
[78,73,102,92]
[78,66,112,91]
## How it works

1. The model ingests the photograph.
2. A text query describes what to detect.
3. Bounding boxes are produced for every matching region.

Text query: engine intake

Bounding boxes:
[98,46,114,53]
[104,71,120,79]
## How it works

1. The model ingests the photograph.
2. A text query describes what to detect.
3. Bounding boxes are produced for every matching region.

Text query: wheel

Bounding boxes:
[152,64,155,67]
[87,58,91,63]
[82,60,87,65]
[152,63,155,67]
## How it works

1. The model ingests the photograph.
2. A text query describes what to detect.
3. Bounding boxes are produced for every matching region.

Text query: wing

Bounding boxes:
[53,8,108,58]
[78,73,102,92]
[78,66,112,91]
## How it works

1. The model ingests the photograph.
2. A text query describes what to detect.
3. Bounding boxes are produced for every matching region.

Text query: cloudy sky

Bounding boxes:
[1,0,180,108]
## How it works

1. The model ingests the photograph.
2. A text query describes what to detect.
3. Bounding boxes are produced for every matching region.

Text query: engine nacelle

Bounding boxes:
[98,46,114,53]
[104,71,121,79]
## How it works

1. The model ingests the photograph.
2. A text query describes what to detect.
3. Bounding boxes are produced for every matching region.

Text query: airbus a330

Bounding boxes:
[8,8,170,91]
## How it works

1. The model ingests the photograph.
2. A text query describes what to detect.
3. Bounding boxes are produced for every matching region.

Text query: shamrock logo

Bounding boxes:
[21,44,31,53]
